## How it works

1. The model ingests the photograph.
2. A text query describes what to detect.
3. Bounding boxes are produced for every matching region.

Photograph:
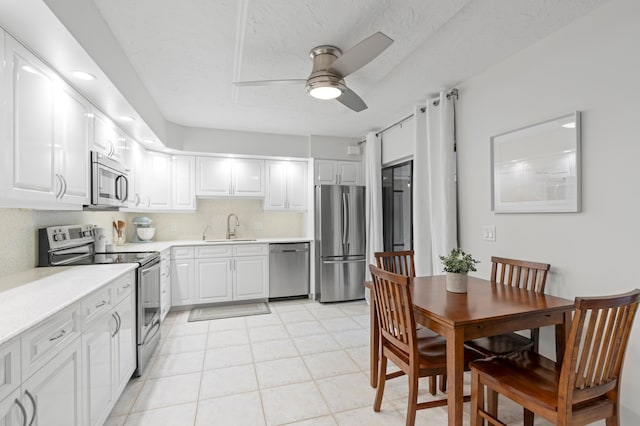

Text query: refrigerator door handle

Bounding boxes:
[323,259,366,264]
[342,191,348,245]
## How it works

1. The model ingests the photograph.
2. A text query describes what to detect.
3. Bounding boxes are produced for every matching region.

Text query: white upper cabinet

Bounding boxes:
[196,157,263,197]
[54,84,91,205]
[315,159,362,185]
[264,160,308,211]
[2,34,89,209]
[92,110,126,164]
[127,139,148,209]
[146,151,172,210]
[172,155,196,210]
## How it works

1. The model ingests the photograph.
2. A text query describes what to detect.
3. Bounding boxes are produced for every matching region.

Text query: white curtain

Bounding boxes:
[412,92,458,275]
[364,131,383,303]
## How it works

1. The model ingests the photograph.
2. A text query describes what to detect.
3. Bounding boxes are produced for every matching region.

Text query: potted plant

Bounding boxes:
[439,248,480,293]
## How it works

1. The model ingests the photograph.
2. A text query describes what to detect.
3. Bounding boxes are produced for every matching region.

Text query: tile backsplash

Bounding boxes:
[0,199,306,277]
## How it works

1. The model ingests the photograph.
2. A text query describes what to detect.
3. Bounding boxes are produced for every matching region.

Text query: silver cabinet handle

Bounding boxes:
[115,311,122,335]
[14,398,27,426]
[25,390,36,426]
[60,175,68,198]
[48,329,66,342]
[122,283,131,289]
[111,313,119,337]
[96,300,107,308]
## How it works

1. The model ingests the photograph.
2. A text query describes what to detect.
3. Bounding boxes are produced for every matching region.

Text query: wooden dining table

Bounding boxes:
[366,274,575,426]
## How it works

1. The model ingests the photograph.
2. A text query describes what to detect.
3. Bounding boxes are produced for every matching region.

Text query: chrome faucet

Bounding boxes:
[226,213,240,239]
[202,225,211,241]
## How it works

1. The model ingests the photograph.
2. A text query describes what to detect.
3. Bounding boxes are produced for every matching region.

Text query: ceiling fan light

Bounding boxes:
[309,86,342,100]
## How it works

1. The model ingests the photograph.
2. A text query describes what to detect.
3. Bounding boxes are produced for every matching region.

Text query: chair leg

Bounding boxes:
[470,369,484,426]
[406,371,419,426]
[373,355,387,412]
[428,376,436,395]
[439,374,447,392]
[605,404,619,426]
[524,408,534,426]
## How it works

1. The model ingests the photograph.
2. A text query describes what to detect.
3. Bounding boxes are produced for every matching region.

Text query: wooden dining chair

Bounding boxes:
[470,289,640,426]
[373,250,443,394]
[465,256,551,357]
[369,265,482,426]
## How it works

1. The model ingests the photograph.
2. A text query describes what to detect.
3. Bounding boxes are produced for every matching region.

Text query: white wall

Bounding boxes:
[456,0,640,421]
[309,135,362,161]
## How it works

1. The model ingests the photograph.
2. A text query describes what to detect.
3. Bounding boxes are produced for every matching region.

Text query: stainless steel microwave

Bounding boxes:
[87,151,129,210]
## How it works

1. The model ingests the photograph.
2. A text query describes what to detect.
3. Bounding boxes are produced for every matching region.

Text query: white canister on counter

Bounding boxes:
[95,227,107,252]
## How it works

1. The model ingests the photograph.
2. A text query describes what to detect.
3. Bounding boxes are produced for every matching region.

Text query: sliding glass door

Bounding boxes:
[382,161,413,252]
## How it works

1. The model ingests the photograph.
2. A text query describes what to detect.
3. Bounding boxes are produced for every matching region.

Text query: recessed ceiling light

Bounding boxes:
[119,115,135,122]
[22,65,38,74]
[562,122,576,128]
[143,139,156,145]
[71,70,96,81]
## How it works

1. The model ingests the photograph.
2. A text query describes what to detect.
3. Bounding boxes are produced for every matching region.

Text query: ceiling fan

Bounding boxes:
[233,32,394,112]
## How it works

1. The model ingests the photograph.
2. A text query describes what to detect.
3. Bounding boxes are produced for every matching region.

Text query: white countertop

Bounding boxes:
[114,237,313,253]
[0,264,137,346]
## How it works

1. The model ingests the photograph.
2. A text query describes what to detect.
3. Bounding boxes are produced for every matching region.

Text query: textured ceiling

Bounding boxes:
[92,0,608,137]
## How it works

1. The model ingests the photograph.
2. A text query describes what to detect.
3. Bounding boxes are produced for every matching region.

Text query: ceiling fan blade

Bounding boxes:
[336,87,367,112]
[233,79,306,87]
[328,32,393,78]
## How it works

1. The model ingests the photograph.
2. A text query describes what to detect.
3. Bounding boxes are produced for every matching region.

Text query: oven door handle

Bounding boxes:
[141,318,161,346]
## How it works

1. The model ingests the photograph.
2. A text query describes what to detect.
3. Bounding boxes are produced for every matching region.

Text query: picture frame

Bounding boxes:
[491,112,581,213]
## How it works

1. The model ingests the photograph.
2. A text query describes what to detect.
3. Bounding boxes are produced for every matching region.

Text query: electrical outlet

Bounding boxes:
[253,221,263,231]
[169,224,177,232]
[482,225,496,242]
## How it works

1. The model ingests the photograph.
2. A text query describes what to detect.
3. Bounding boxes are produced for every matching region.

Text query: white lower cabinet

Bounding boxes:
[113,293,136,396]
[171,244,268,306]
[0,389,22,425]
[21,337,83,426]
[195,257,233,303]
[83,275,136,426]
[234,255,269,300]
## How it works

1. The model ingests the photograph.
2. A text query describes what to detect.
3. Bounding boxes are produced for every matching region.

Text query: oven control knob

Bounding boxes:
[83,230,92,237]
[53,233,64,242]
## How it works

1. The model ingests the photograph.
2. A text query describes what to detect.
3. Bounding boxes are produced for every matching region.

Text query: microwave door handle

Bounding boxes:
[115,175,122,200]
[121,175,129,202]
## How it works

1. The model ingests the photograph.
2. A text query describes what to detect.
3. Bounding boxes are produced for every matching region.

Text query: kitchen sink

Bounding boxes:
[205,238,257,242]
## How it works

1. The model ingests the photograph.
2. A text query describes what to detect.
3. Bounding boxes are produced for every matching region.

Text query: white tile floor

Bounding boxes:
[106,298,573,426]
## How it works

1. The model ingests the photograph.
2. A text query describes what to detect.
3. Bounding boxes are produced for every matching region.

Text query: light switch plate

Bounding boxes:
[482,225,496,242]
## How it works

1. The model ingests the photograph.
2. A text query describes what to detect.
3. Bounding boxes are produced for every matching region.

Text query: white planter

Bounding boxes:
[446,272,468,293]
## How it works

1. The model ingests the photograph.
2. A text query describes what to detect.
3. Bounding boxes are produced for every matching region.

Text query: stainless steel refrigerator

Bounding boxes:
[315,185,366,302]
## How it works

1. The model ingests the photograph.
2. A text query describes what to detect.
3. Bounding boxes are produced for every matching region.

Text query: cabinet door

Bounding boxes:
[22,337,83,426]
[82,315,114,426]
[264,161,287,210]
[147,151,172,210]
[195,258,233,303]
[54,85,90,205]
[196,157,231,196]
[4,35,56,203]
[286,161,308,210]
[233,159,263,196]
[113,293,136,397]
[337,161,361,185]
[315,160,337,185]
[0,389,24,426]
[233,256,269,300]
[172,155,196,210]
[128,140,147,208]
[171,259,195,306]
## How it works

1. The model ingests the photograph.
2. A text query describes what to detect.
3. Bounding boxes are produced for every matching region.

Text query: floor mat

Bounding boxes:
[188,302,271,322]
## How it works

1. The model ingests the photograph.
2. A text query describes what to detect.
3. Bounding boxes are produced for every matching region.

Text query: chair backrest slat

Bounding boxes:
[559,290,640,408]
[490,256,550,292]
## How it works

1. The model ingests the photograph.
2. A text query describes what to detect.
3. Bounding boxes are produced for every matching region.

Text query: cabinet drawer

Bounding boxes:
[171,246,194,259]
[21,303,81,379]
[234,244,268,256]
[113,270,135,305]
[0,339,20,402]
[196,246,233,258]
[82,284,113,326]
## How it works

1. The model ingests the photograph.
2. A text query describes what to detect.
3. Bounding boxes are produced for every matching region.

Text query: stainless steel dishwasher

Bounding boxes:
[269,243,310,299]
